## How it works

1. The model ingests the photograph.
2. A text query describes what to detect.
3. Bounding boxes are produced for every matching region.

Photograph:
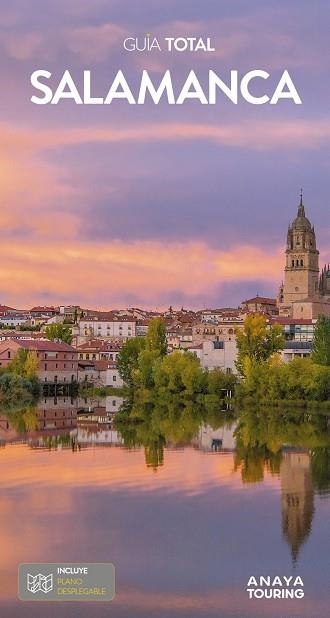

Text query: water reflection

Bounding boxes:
[281,450,314,564]
[0,397,329,618]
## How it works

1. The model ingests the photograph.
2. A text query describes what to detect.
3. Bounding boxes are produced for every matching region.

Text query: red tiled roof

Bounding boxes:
[30,306,56,312]
[244,297,277,305]
[77,340,104,350]
[101,343,122,351]
[271,318,313,325]
[82,318,136,323]
[0,305,17,313]
[19,340,76,352]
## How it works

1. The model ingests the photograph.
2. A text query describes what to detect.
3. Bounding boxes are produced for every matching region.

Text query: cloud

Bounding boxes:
[65,22,128,62]
[3,118,330,154]
[1,32,43,60]
[0,238,282,308]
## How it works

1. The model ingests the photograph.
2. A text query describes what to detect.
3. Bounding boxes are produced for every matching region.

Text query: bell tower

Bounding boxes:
[282,192,319,307]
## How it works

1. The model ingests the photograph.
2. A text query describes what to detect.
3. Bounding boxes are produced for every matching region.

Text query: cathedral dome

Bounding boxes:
[291,200,312,231]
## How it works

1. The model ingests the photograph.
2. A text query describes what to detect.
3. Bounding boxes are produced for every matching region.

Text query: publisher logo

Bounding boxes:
[246,575,304,600]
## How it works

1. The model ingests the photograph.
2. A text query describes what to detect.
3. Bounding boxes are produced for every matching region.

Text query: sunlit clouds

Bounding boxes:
[0,0,329,307]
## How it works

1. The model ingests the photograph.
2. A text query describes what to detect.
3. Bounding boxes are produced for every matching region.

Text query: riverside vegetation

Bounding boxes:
[235,314,330,407]
[0,348,41,407]
[116,315,330,416]
[116,318,236,412]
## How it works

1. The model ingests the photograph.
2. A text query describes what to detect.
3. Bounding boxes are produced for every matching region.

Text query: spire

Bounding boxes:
[298,188,305,217]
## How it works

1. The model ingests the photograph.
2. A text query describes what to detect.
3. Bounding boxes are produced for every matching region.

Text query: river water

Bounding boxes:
[0,397,329,618]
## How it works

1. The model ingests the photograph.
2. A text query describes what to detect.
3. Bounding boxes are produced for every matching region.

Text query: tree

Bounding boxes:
[7,348,28,375]
[311,315,330,366]
[135,349,160,389]
[145,318,167,356]
[44,323,73,344]
[23,351,39,379]
[117,337,145,386]
[235,314,284,376]
[8,349,39,379]
[152,351,206,395]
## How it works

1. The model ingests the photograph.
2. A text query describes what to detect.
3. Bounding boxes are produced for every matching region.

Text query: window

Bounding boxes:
[300,259,303,266]
[292,260,295,267]
[45,363,47,370]
[64,364,66,368]
[113,375,116,382]
[7,351,11,359]
[55,363,58,368]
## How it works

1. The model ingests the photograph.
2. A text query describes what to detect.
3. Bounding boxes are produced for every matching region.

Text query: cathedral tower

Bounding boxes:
[281,193,319,307]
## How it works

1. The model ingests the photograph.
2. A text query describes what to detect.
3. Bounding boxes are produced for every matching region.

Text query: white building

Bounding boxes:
[79,318,136,339]
[187,339,238,374]
[0,314,29,328]
[78,360,123,387]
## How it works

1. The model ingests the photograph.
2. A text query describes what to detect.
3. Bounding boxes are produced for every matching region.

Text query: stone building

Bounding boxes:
[278,193,330,318]
[0,339,78,384]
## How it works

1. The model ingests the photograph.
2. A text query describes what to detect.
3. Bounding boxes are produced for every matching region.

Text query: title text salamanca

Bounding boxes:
[30,69,301,105]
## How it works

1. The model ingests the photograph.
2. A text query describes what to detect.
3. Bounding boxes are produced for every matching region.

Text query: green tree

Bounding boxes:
[7,349,38,378]
[117,337,145,386]
[44,323,73,344]
[311,315,330,366]
[135,349,160,389]
[7,348,29,375]
[152,351,206,396]
[235,314,284,376]
[145,318,167,356]
[23,351,39,379]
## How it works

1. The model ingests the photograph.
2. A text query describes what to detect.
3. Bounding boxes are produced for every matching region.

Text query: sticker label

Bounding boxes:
[18,563,115,602]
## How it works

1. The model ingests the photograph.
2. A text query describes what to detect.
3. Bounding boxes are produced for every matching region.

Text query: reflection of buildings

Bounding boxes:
[76,396,124,416]
[0,397,78,446]
[37,397,77,432]
[192,424,236,452]
[0,416,20,443]
[76,396,124,446]
[281,450,315,563]
[77,426,123,446]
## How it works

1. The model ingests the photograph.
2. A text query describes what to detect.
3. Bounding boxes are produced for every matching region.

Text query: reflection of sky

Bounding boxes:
[1,1,330,308]
[0,445,329,617]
